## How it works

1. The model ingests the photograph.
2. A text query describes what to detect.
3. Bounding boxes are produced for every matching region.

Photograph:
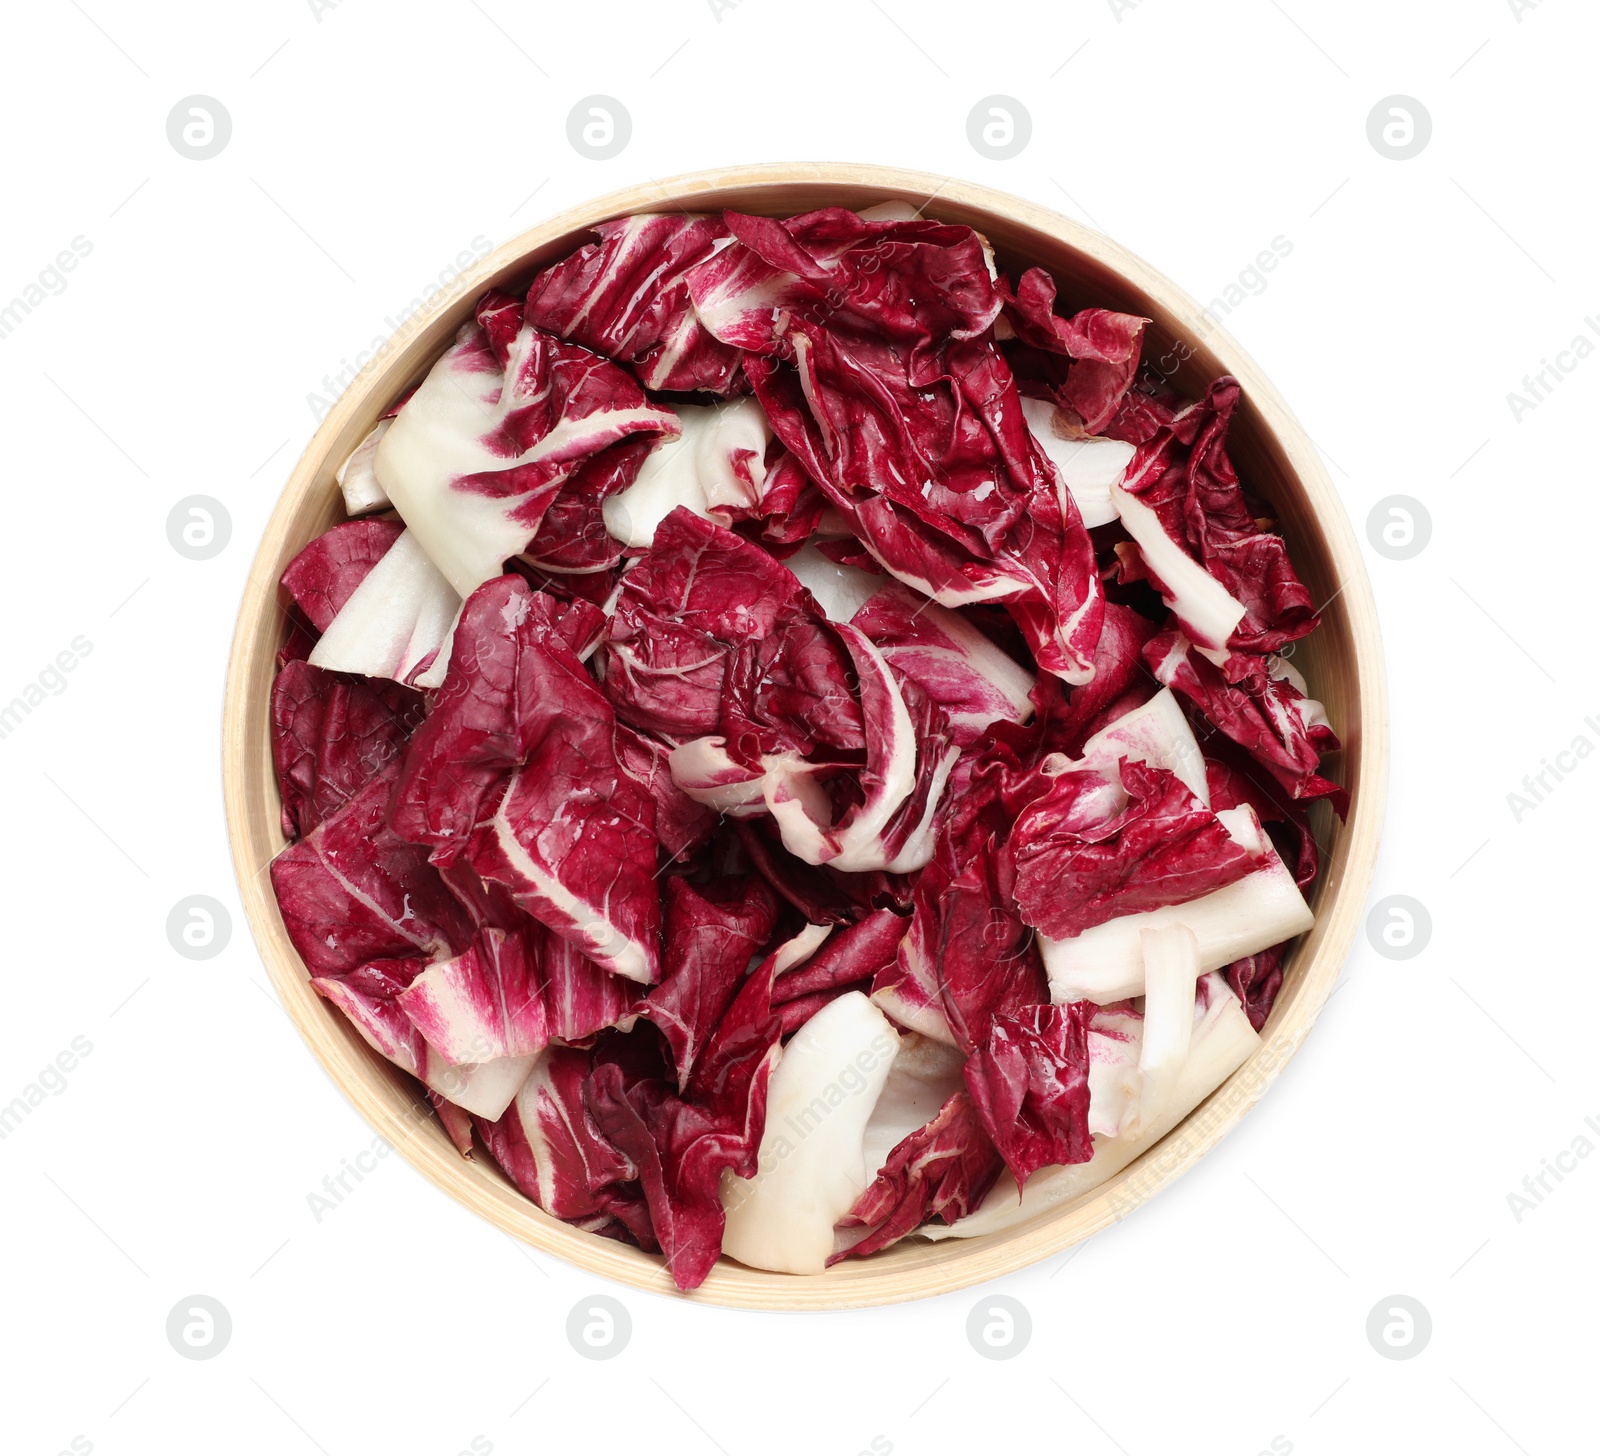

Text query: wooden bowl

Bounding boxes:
[223,162,1386,1309]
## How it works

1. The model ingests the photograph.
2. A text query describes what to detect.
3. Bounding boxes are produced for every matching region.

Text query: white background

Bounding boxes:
[1,1,1593,1452]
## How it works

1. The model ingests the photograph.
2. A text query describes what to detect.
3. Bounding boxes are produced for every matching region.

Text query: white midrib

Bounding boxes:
[489,793,651,984]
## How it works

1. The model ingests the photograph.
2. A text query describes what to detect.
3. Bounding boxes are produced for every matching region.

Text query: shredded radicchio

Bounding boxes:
[266,201,1341,1286]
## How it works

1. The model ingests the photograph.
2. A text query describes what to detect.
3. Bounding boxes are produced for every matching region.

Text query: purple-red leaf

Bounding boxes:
[397,921,633,1065]
[475,1046,634,1221]
[833,1089,1003,1259]
[1009,759,1260,940]
[613,725,721,861]
[851,583,1036,749]
[1226,943,1288,1031]
[385,574,662,982]
[390,576,610,849]
[270,660,424,839]
[687,211,1104,685]
[640,876,781,1089]
[998,269,1147,435]
[1048,601,1160,757]
[963,1002,1094,1186]
[1147,629,1347,817]
[585,1063,755,1291]
[601,508,805,739]
[523,213,744,394]
[1119,378,1317,654]
[279,517,404,633]
[270,765,472,977]
[771,909,906,1005]
[376,298,678,598]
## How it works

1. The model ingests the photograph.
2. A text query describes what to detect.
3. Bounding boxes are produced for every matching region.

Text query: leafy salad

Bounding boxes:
[267,201,1342,1287]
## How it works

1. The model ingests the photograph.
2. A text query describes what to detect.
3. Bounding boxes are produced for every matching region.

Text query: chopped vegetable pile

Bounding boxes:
[267,201,1344,1287]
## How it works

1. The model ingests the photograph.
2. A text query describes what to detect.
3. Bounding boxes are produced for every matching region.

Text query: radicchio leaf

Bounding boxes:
[930,837,1050,1051]
[522,213,744,394]
[688,207,1002,354]
[639,876,781,1090]
[270,764,472,977]
[584,1063,757,1291]
[684,938,787,1129]
[467,744,660,986]
[1048,601,1160,756]
[997,268,1147,435]
[832,1089,1003,1259]
[390,576,615,849]
[850,582,1036,748]
[963,1002,1094,1186]
[583,936,796,1289]
[279,517,405,632]
[612,724,721,861]
[1117,377,1317,654]
[1206,744,1320,892]
[309,956,534,1120]
[600,508,804,739]
[428,1089,476,1156]
[600,397,773,549]
[731,819,897,926]
[1008,759,1259,941]
[474,1045,634,1221]
[374,296,679,598]
[672,599,957,876]
[519,436,655,575]
[1147,629,1347,817]
[742,350,1106,688]
[686,210,1105,685]
[871,727,1050,1046]
[270,659,424,839]
[309,957,430,1076]
[397,920,633,1065]
[719,596,866,762]
[770,908,906,1005]
[382,573,663,983]
[1225,944,1288,1032]
[299,527,462,690]
[726,447,827,548]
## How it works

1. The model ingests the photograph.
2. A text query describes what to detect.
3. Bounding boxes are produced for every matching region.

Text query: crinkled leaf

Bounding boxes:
[1119,378,1317,654]
[998,269,1147,434]
[851,582,1036,749]
[390,575,616,849]
[963,1002,1094,1186]
[1148,629,1347,817]
[640,876,781,1089]
[833,1089,1003,1259]
[270,659,424,839]
[585,1063,757,1291]
[375,296,678,598]
[613,724,721,861]
[601,508,804,739]
[687,211,1103,684]
[1008,760,1259,940]
[771,908,906,1005]
[474,1045,633,1221]
[270,765,472,977]
[522,213,743,394]
[1226,944,1287,1032]
[397,920,633,1064]
[280,517,405,633]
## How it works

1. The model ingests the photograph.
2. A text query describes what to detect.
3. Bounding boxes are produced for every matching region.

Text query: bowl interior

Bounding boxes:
[224,164,1383,1309]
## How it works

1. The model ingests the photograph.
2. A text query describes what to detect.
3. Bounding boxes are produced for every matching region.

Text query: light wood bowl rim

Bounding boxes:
[222,161,1387,1310]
